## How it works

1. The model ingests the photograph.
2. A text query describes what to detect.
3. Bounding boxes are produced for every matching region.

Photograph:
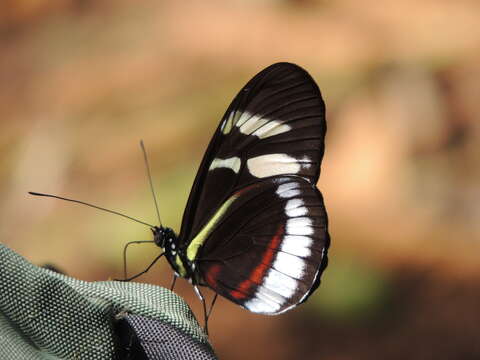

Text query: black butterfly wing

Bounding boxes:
[178,63,326,245]
[196,176,329,314]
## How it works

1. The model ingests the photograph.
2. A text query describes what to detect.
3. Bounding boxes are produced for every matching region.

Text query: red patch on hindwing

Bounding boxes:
[205,264,222,289]
[230,224,284,300]
[234,183,261,197]
[202,184,264,293]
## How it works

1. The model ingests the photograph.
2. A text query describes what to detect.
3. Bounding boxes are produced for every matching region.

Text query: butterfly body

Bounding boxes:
[152,226,186,278]
[151,62,330,315]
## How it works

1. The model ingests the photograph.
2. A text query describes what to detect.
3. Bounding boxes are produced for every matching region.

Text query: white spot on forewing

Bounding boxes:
[235,112,251,127]
[235,111,291,139]
[247,154,301,178]
[224,110,292,139]
[238,114,268,135]
[221,111,240,134]
[251,120,291,139]
[285,198,307,217]
[273,252,305,279]
[286,217,314,236]
[209,157,241,173]
[220,119,227,133]
[255,121,291,138]
[281,235,312,257]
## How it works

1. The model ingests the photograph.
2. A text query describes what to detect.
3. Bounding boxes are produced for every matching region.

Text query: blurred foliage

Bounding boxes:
[311,255,391,323]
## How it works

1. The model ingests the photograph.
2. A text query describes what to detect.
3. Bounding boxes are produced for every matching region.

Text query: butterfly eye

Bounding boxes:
[150,228,165,248]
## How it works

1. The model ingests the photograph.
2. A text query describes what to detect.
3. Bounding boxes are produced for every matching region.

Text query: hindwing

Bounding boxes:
[193,176,329,314]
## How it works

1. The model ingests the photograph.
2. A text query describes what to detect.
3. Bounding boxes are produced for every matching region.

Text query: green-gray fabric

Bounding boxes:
[0,244,212,359]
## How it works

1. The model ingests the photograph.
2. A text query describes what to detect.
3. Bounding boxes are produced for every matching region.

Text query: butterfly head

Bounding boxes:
[152,225,188,277]
[152,226,177,249]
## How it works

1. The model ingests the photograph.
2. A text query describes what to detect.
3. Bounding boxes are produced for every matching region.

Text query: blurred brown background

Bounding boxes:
[1,0,479,359]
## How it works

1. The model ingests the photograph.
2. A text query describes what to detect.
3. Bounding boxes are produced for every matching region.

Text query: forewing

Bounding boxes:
[179,62,326,244]
[196,176,330,315]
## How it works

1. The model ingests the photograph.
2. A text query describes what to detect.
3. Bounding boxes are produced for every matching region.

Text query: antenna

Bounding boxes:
[28,192,155,228]
[140,140,162,226]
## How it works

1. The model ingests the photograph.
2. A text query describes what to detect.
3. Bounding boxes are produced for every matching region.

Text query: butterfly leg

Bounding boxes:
[207,293,218,320]
[170,273,178,291]
[116,252,164,282]
[121,240,155,279]
[193,285,210,335]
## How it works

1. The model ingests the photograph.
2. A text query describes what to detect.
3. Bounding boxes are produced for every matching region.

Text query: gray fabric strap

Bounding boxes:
[0,244,216,359]
[116,314,217,360]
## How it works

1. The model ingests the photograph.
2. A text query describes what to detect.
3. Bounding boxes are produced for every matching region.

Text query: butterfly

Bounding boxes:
[30,62,330,324]
[152,62,330,316]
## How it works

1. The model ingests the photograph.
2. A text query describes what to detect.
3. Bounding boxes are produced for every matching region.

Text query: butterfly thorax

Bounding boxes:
[152,226,195,280]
